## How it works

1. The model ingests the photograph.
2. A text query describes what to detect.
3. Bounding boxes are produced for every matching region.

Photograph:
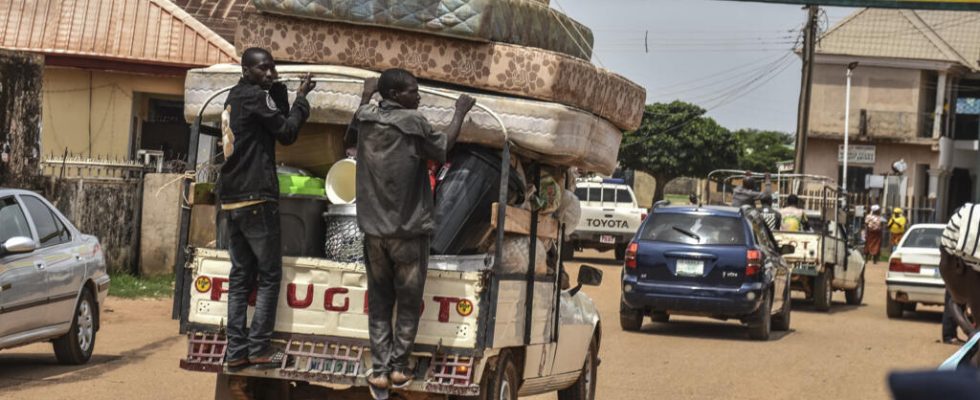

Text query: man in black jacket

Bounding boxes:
[219,48,314,369]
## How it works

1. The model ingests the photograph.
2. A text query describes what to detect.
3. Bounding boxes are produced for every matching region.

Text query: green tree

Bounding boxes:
[619,101,739,202]
[735,129,795,173]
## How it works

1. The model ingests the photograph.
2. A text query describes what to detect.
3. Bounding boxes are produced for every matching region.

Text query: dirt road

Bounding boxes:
[0,252,956,399]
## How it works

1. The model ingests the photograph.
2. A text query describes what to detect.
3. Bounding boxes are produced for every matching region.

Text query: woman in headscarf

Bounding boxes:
[864,205,882,263]
[887,207,908,251]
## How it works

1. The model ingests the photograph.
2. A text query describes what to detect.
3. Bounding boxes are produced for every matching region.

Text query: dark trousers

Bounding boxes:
[363,235,429,375]
[942,290,958,341]
[224,202,282,361]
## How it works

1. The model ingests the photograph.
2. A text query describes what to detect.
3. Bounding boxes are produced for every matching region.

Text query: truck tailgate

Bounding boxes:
[188,248,486,350]
[773,232,821,262]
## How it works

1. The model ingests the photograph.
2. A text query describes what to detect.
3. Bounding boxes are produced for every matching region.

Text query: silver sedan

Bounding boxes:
[0,188,110,364]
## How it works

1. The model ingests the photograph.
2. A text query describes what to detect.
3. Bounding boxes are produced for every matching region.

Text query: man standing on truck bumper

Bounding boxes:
[345,69,475,393]
[218,48,314,369]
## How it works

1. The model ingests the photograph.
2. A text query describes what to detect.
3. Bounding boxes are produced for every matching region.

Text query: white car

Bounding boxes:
[566,178,645,261]
[886,224,946,319]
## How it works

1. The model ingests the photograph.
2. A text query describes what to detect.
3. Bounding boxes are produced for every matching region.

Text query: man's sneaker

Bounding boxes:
[368,384,390,400]
[250,348,287,369]
[390,370,413,389]
[368,372,391,390]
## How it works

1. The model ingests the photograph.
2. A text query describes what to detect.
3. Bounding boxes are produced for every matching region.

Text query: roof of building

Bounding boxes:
[170,0,253,44]
[818,8,980,70]
[0,0,238,67]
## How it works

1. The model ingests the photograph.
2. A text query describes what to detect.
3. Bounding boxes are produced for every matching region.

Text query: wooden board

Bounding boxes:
[490,203,559,241]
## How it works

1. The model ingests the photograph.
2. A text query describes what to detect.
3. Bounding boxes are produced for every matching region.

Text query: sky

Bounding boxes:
[557,0,858,134]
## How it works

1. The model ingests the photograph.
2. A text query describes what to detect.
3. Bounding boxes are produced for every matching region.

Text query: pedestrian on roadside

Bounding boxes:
[219,48,315,369]
[780,194,808,232]
[888,207,908,251]
[760,194,781,232]
[345,68,476,398]
[941,290,962,345]
[865,205,883,263]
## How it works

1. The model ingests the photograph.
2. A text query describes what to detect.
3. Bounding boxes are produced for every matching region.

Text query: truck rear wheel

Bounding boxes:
[562,241,575,261]
[557,337,598,400]
[614,244,627,261]
[814,269,833,312]
[845,270,865,305]
[479,351,519,400]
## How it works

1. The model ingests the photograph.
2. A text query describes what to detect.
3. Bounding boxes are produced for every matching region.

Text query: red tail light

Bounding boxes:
[641,213,648,221]
[889,258,920,273]
[625,242,639,269]
[746,249,762,276]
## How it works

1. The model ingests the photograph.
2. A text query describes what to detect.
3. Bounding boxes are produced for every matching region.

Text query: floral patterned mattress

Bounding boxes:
[237,12,645,131]
[250,0,592,60]
[184,64,623,174]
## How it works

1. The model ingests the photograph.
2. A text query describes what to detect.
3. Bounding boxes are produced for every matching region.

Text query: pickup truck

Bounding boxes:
[172,78,605,400]
[772,209,866,311]
[566,178,645,261]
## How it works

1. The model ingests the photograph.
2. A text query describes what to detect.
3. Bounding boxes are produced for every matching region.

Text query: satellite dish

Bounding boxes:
[892,159,908,174]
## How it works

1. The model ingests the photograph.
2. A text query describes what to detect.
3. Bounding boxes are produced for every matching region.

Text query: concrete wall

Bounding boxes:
[139,173,182,276]
[44,177,141,274]
[0,50,43,189]
[804,137,937,196]
[40,67,184,161]
[810,64,927,140]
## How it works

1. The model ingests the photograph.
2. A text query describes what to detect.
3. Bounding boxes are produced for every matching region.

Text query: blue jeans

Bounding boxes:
[364,235,429,376]
[224,202,282,361]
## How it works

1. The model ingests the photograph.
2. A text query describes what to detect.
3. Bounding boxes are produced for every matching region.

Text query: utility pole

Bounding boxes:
[794,5,819,174]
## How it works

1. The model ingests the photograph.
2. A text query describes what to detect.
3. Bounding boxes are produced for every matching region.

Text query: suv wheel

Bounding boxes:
[620,302,643,332]
[614,244,627,261]
[557,336,598,400]
[814,269,833,312]
[845,270,865,305]
[53,289,97,365]
[772,287,792,332]
[747,291,772,341]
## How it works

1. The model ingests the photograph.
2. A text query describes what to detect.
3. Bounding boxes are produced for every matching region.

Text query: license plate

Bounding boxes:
[676,259,704,277]
[600,235,615,244]
[920,267,938,277]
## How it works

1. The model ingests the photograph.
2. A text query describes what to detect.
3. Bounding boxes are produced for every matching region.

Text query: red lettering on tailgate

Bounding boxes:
[210,277,228,301]
[287,283,315,309]
[433,296,460,323]
[324,288,350,312]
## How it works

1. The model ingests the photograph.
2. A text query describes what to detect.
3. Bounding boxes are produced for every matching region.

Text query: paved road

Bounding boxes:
[0,251,957,399]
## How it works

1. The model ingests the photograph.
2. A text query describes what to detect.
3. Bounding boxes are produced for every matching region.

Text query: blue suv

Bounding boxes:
[620,205,794,340]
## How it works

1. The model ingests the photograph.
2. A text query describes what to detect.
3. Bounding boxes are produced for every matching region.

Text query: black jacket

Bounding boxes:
[217,80,310,203]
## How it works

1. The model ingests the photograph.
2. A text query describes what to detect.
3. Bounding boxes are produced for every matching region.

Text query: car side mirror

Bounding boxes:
[1,237,36,256]
[570,265,603,296]
[780,244,796,255]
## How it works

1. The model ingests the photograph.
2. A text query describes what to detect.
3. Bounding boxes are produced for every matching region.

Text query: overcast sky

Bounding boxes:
[557,0,857,134]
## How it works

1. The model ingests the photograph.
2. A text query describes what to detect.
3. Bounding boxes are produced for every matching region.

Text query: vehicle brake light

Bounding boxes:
[889,258,920,273]
[625,242,639,269]
[746,249,762,276]
[641,213,648,221]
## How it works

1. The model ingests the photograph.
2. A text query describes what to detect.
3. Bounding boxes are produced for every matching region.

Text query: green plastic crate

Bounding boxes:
[277,174,326,197]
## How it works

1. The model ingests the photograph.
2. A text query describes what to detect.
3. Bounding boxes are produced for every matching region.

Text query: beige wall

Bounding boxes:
[41,67,184,161]
[804,138,937,196]
[810,64,928,140]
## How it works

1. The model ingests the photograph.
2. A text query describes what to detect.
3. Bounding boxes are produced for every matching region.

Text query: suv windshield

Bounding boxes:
[902,228,944,249]
[640,213,746,245]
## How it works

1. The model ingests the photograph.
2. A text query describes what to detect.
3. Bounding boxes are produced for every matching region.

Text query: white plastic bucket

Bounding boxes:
[325,158,357,204]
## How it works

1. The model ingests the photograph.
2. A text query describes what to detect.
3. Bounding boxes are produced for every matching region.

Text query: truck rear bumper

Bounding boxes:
[180,330,481,397]
[621,279,766,317]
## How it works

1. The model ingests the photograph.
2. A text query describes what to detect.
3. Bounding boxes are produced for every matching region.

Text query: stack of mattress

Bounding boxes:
[187,0,647,174]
